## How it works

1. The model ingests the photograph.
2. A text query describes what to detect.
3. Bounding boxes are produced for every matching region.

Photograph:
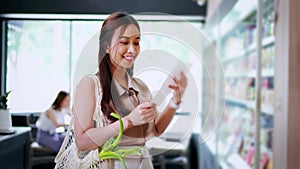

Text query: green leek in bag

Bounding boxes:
[99,113,143,169]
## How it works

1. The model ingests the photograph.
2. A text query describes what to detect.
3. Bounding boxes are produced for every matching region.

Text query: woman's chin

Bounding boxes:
[117,63,133,70]
[121,61,134,69]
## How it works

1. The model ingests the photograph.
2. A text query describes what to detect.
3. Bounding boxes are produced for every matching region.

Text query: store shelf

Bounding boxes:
[262,36,275,47]
[206,137,231,156]
[225,69,274,78]
[222,36,275,64]
[206,135,217,155]
[227,153,251,169]
[225,96,248,107]
[222,53,246,64]
[225,96,274,115]
[225,72,255,78]
[247,102,274,116]
[261,69,274,77]
[246,36,275,54]
[206,139,238,169]
[219,158,231,169]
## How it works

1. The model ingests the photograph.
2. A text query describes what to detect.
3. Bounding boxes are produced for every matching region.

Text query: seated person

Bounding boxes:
[36,91,71,152]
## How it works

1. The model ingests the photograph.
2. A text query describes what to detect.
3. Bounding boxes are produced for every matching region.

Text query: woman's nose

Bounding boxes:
[127,43,137,55]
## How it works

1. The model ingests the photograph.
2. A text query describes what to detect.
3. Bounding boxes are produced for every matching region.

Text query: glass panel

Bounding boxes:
[7,20,71,112]
[202,0,275,168]
[70,21,101,95]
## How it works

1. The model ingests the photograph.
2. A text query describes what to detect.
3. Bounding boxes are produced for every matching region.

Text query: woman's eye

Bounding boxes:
[134,42,140,45]
[120,41,128,45]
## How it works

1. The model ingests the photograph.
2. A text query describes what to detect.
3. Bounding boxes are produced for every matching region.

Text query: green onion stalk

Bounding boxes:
[98,113,143,169]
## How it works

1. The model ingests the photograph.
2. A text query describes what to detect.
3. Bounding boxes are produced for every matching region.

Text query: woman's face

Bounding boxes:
[107,24,140,70]
[61,95,70,109]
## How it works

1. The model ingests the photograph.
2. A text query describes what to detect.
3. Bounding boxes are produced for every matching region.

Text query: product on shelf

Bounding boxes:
[260,153,270,169]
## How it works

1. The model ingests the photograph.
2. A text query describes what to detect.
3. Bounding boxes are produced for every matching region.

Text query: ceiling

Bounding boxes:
[0,0,207,19]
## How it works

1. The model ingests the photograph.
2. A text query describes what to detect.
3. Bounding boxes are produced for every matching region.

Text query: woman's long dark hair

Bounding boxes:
[51,91,69,110]
[98,12,140,122]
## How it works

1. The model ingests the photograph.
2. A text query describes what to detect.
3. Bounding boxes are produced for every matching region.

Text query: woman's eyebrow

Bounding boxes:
[119,35,140,39]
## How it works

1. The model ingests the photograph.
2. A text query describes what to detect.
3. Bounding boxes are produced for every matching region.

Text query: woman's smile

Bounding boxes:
[123,55,136,63]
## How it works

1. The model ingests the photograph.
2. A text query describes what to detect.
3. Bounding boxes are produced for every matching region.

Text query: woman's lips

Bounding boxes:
[123,56,134,62]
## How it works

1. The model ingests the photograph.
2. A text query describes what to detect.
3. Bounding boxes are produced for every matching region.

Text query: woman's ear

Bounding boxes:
[104,43,110,53]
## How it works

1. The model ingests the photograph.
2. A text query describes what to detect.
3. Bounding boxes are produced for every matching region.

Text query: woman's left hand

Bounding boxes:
[168,70,188,104]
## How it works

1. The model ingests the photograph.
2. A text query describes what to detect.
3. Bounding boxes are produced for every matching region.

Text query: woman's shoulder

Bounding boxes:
[43,107,54,117]
[45,107,54,113]
[76,74,98,89]
[81,74,98,82]
[74,74,100,98]
[132,77,145,85]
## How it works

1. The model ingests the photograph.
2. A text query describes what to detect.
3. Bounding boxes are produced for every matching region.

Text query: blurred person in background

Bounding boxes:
[36,90,71,152]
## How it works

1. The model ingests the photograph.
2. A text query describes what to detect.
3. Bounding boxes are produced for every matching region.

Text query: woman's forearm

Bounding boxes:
[77,126,118,151]
[154,103,177,136]
[154,70,187,135]
[74,115,132,151]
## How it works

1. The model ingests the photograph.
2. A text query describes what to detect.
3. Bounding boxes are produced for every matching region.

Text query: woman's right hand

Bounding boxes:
[124,102,157,127]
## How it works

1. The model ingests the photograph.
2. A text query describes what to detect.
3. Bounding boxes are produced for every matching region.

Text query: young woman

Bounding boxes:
[57,12,187,168]
[36,91,71,152]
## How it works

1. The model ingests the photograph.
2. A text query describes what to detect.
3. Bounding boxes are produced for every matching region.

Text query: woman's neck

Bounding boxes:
[111,67,128,88]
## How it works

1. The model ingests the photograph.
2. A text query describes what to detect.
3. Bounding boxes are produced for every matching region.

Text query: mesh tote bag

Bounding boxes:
[54,75,111,169]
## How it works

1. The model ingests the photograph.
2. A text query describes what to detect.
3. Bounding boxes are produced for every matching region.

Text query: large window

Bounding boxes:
[7,20,71,112]
[6,19,203,114]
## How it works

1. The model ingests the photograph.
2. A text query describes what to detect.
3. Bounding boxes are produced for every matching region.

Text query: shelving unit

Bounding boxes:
[222,36,274,64]
[202,0,275,168]
[225,69,274,78]
[225,96,273,115]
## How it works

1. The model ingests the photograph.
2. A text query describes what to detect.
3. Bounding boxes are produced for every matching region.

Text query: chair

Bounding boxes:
[158,155,190,169]
[27,113,57,167]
